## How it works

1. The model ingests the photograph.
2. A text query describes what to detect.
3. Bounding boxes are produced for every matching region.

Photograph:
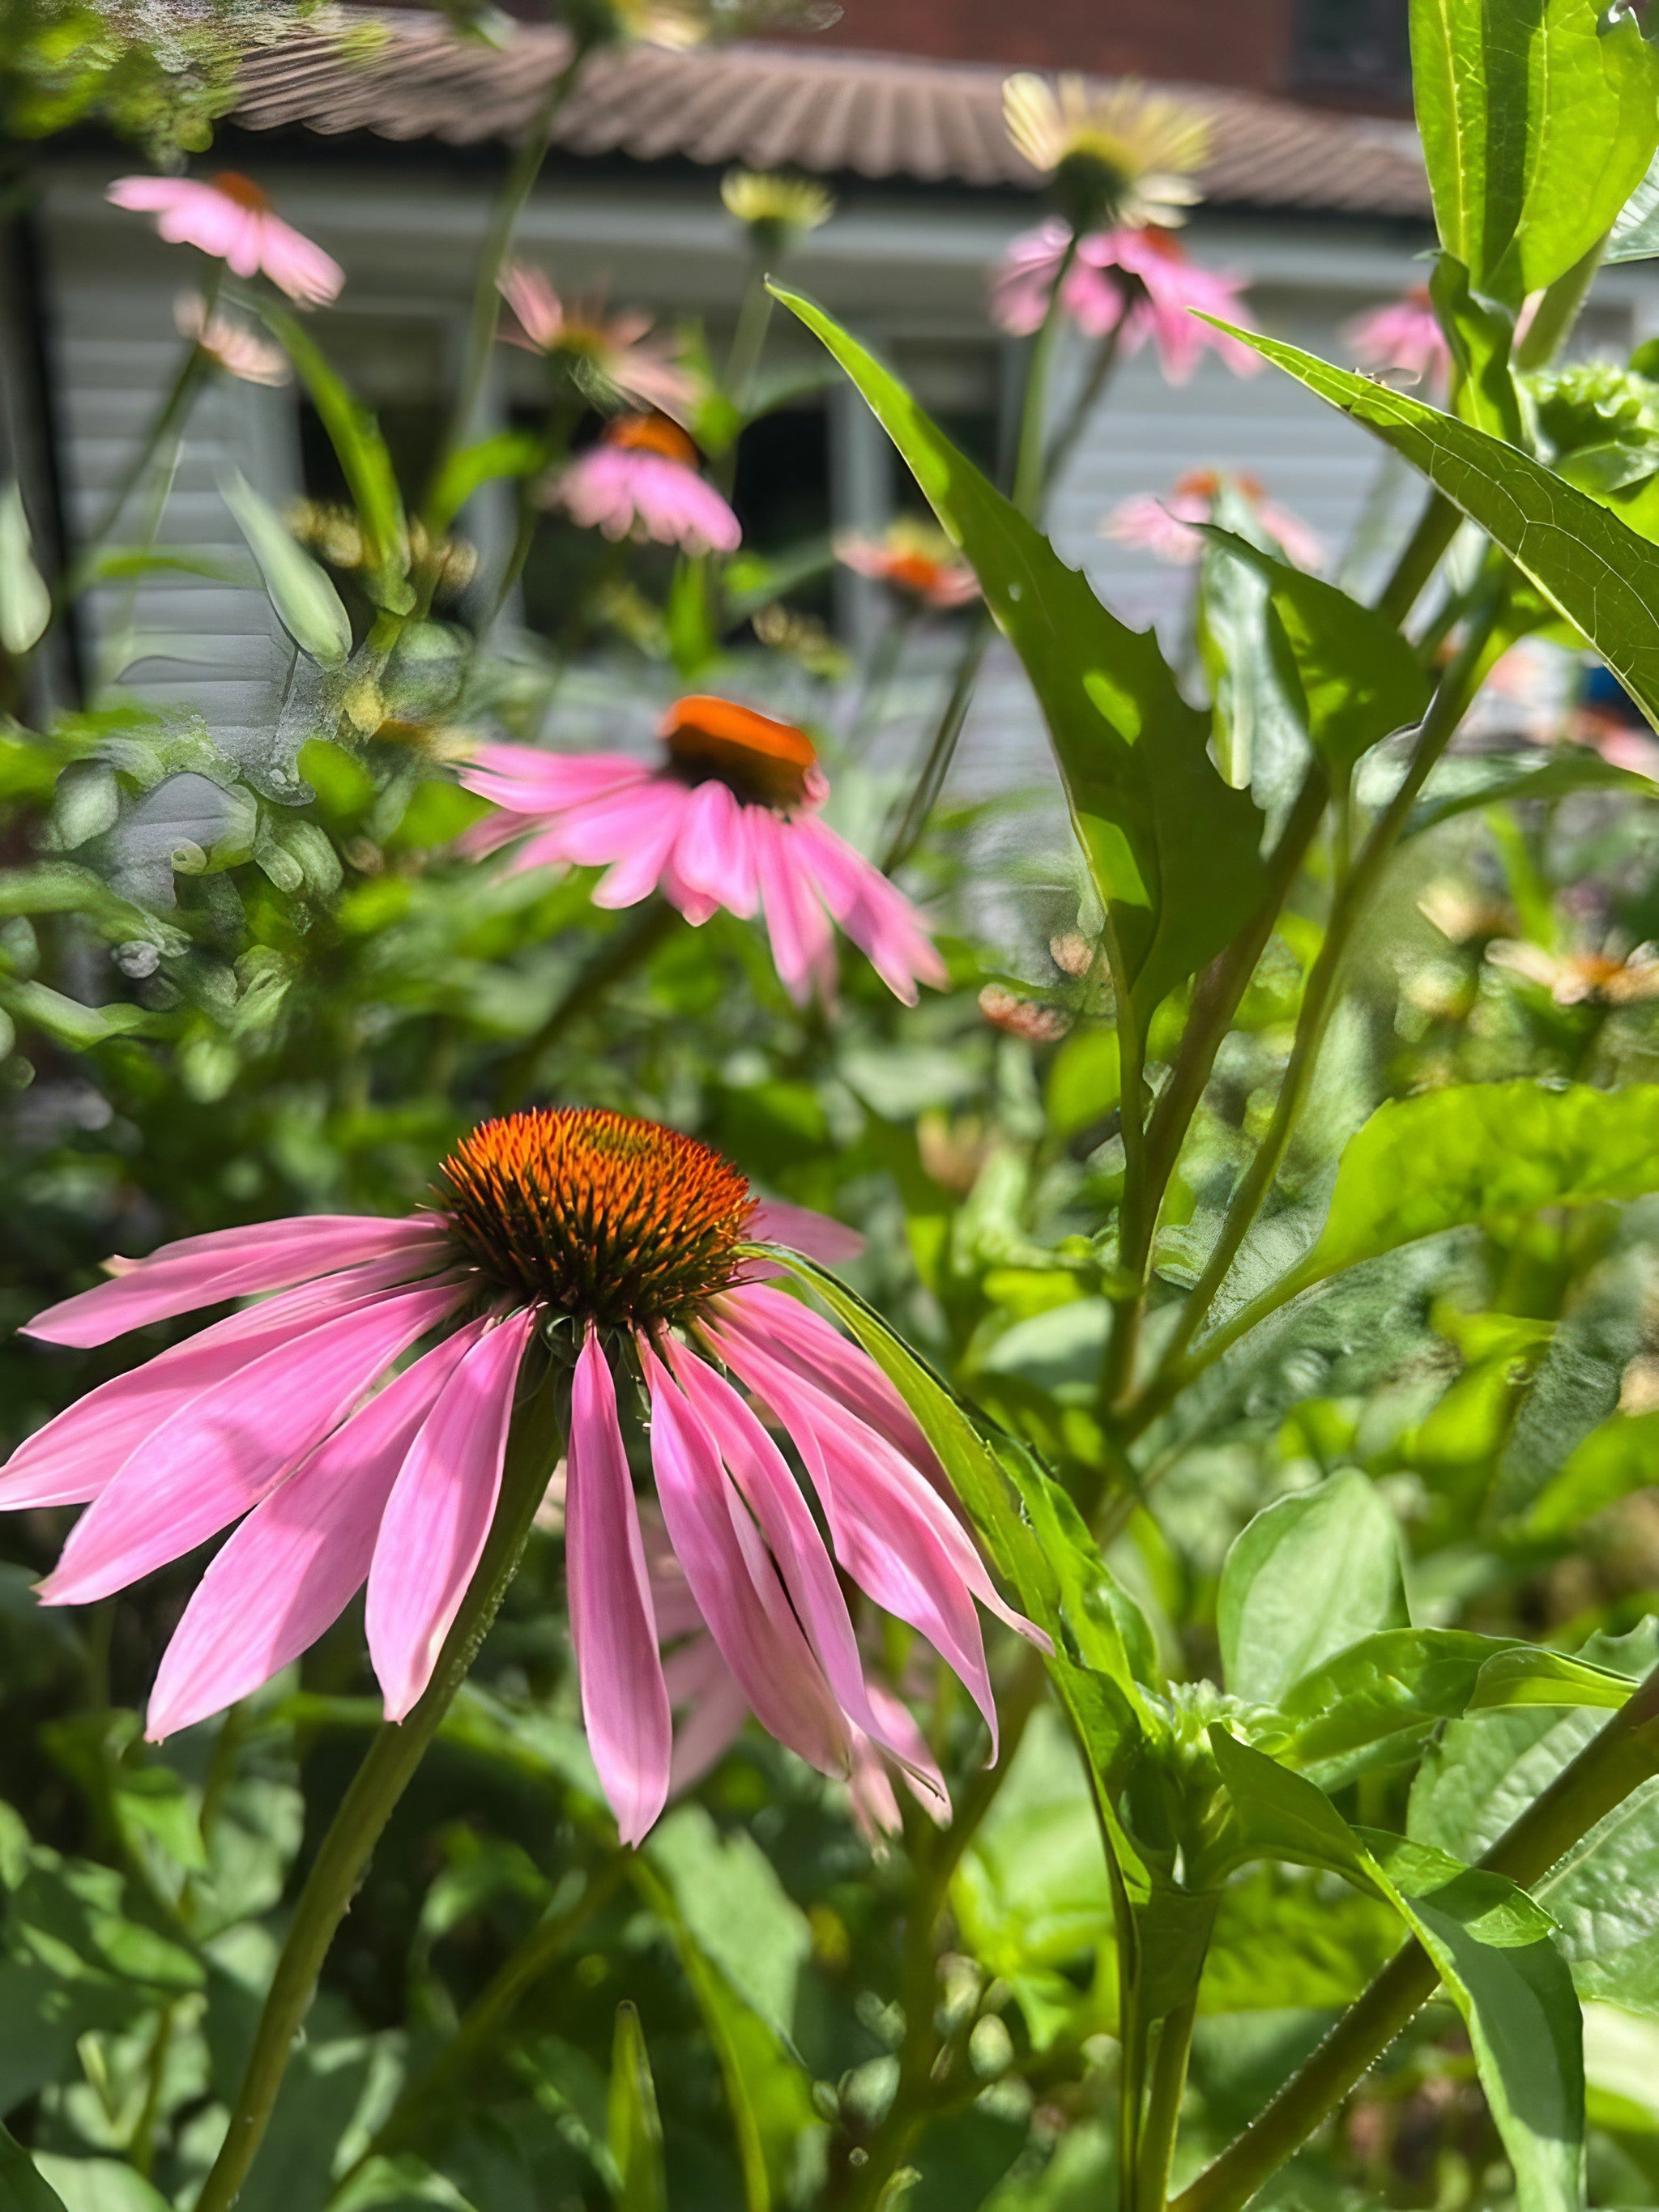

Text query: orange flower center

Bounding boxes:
[660,695,820,810]
[885,551,947,593]
[210,172,273,212]
[439,1107,755,1327]
[607,413,698,465]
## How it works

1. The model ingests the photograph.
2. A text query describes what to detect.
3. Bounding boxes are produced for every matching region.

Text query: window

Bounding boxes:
[1291,0,1410,101]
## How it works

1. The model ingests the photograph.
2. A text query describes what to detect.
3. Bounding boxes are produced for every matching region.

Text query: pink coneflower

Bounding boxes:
[1342,288,1451,388]
[460,696,949,1007]
[174,292,289,386]
[1103,468,1326,569]
[6,1110,1041,1844]
[834,521,980,608]
[107,173,343,307]
[992,219,1258,383]
[551,414,740,556]
[497,266,694,416]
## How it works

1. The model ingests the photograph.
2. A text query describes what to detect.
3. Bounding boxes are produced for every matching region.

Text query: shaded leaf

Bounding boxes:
[1406,747,1657,835]
[1218,1471,1407,1708]
[220,470,352,670]
[0,484,51,657]
[607,2005,665,2212]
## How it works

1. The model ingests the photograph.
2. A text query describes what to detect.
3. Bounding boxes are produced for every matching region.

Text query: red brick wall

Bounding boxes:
[804,0,1300,93]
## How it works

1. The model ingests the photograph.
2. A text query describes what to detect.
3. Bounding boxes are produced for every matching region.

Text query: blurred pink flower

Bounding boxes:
[4,1109,1042,1845]
[108,173,343,306]
[1342,288,1450,387]
[551,413,740,555]
[992,219,1259,382]
[460,695,949,1006]
[834,522,980,607]
[1103,468,1325,568]
[497,266,695,416]
[174,292,289,386]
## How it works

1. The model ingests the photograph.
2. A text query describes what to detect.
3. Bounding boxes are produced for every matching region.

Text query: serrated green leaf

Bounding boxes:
[1275,1627,1529,1782]
[1212,320,1659,732]
[1411,0,1659,302]
[220,470,352,669]
[1219,1471,1408,1708]
[771,283,1266,1008]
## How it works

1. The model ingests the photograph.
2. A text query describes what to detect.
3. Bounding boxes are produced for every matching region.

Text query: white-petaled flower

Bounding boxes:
[720,168,836,255]
[1002,74,1209,231]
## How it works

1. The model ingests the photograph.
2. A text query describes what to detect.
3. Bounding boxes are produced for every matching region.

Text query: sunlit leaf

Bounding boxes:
[220,469,352,670]
[1219,1471,1408,1708]
[0,483,51,658]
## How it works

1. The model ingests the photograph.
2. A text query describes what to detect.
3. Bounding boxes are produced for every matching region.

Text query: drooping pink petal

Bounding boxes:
[790,819,947,1002]
[564,1329,672,1845]
[2,1261,437,1511]
[663,1633,752,1793]
[744,1201,864,1265]
[863,1681,949,1825]
[147,1319,488,1739]
[668,1345,926,1775]
[588,783,699,912]
[640,1340,849,1778]
[713,1282,940,1481]
[40,1281,466,1608]
[458,745,654,818]
[253,214,344,306]
[666,779,757,919]
[752,811,836,1004]
[108,177,197,215]
[365,1307,537,1724]
[26,1214,449,1347]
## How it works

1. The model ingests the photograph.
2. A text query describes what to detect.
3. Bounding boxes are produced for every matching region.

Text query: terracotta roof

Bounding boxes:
[231,9,1431,218]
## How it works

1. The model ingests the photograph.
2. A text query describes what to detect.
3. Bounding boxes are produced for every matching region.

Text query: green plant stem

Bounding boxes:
[1040,324,1124,494]
[193,1362,563,2212]
[724,262,775,418]
[1098,906,1150,1413]
[432,42,590,490]
[70,298,216,587]
[1137,572,1507,1416]
[1514,236,1607,372]
[500,898,680,1106]
[360,1854,628,2169]
[1173,1660,1659,2212]
[1011,233,1081,518]
[1136,1992,1198,2212]
[1375,488,1462,629]
[880,614,992,873]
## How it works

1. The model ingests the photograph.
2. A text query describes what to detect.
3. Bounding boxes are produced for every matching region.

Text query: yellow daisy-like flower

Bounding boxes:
[1002,73,1211,232]
[720,168,835,254]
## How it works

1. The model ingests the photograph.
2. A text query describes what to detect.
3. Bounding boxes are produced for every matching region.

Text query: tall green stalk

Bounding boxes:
[193,1361,563,2212]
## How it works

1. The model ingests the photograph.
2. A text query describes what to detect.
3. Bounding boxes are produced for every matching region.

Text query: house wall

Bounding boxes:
[32,155,1659,824]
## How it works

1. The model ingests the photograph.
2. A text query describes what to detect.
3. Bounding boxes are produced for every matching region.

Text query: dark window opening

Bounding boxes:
[1291,0,1410,101]
[731,403,833,624]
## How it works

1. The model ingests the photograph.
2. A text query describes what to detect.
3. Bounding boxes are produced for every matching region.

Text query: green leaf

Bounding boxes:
[1213,1731,1584,2212]
[771,283,1266,1009]
[220,470,352,670]
[1045,1025,1121,1140]
[1610,148,1659,262]
[1201,525,1431,769]
[0,981,154,1051]
[1212,320,1659,732]
[1406,747,1658,834]
[607,2004,666,2212]
[1196,526,1308,799]
[0,2126,68,2212]
[1471,1646,1637,1711]
[1527,1409,1659,1536]
[425,430,546,534]
[24,2162,167,2212]
[1429,252,1527,445]
[1410,0,1659,302]
[1274,1627,1531,1782]
[644,1807,808,2048]
[1294,1082,1659,1295]
[1218,1471,1407,1708]
[0,484,51,658]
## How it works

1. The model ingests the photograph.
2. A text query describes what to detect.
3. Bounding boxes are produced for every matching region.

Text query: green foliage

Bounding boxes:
[1218,1471,1408,1708]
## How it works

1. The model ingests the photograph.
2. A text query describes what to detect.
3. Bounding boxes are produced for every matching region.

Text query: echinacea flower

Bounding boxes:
[720,168,836,257]
[1003,74,1209,232]
[1342,288,1451,388]
[497,266,695,416]
[460,696,949,1006]
[834,521,980,608]
[1486,940,1659,1006]
[108,173,343,307]
[992,221,1258,383]
[7,1109,1042,1843]
[550,414,740,556]
[175,292,289,386]
[1103,469,1325,569]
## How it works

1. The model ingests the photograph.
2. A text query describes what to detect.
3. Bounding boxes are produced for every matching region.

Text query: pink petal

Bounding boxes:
[669,780,757,919]
[641,1341,848,1779]
[27,1214,448,1347]
[745,1200,864,1265]
[147,1319,487,1738]
[864,1681,949,1823]
[664,1634,752,1794]
[365,1307,537,1724]
[459,746,653,818]
[713,1282,940,1482]
[254,214,344,306]
[108,177,198,214]
[586,784,697,912]
[753,811,836,1004]
[40,1281,465,1608]
[2,1261,433,1511]
[564,1329,672,1845]
[791,819,947,1002]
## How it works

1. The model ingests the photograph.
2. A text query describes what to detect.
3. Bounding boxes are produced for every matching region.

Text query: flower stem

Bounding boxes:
[499,897,680,1107]
[1010,233,1080,519]
[1172,1660,1659,2212]
[880,613,992,874]
[1136,1992,1198,2212]
[193,1358,563,2212]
